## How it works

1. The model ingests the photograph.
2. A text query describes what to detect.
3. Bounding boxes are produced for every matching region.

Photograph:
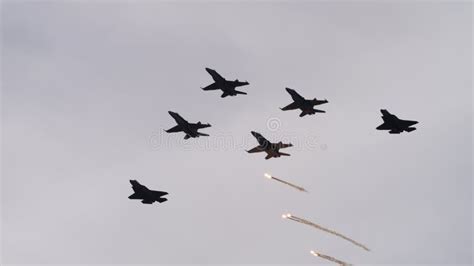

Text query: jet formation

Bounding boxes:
[128,180,168,204]
[201,68,249,98]
[247,131,293,160]
[376,109,418,134]
[165,111,211,139]
[136,68,418,212]
[280,87,328,117]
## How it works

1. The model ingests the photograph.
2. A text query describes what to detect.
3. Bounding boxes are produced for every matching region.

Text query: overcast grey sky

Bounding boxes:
[1,1,472,265]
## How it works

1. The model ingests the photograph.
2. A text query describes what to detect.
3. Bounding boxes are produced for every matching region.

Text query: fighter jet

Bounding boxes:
[376,109,418,134]
[128,180,168,204]
[246,131,293,160]
[201,68,249,98]
[165,111,211,139]
[280,88,328,117]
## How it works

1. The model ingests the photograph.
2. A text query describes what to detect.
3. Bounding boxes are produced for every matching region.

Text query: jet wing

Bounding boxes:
[280,102,300,111]
[130,180,147,192]
[168,111,188,125]
[247,146,265,153]
[286,88,305,102]
[165,125,182,133]
[202,83,219,91]
[128,193,143,199]
[251,131,270,147]
[205,68,226,82]
[380,109,391,117]
[152,190,168,197]
[400,119,418,127]
[376,123,392,130]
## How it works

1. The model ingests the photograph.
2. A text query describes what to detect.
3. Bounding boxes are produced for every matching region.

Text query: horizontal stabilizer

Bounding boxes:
[157,198,168,203]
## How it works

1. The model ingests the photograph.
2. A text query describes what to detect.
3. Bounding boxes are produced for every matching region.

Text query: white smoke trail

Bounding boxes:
[310,250,351,265]
[264,173,307,192]
[282,213,370,252]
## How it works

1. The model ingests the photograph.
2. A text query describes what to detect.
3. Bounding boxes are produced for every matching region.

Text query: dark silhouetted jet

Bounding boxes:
[280,88,328,117]
[376,109,418,134]
[247,131,293,160]
[201,68,249,98]
[128,180,168,204]
[165,111,211,139]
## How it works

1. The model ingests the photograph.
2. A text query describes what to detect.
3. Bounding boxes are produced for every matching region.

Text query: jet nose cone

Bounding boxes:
[251,131,258,136]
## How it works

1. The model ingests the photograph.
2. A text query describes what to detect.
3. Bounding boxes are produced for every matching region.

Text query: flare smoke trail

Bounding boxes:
[310,250,351,265]
[264,173,307,192]
[282,213,370,252]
